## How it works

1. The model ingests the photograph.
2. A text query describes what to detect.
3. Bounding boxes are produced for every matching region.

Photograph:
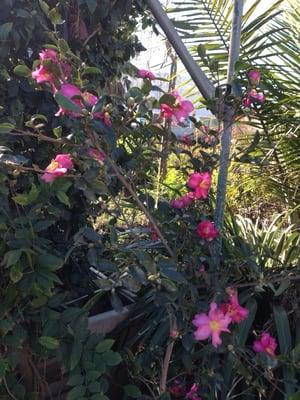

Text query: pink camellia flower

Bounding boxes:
[55,83,83,117]
[169,380,186,397]
[137,69,156,80]
[186,383,202,400]
[32,65,56,85]
[253,332,277,358]
[39,49,59,63]
[249,89,265,104]
[197,221,219,241]
[220,289,249,323]
[171,192,194,209]
[170,329,179,339]
[193,302,231,347]
[242,96,252,108]
[88,148,105,162]
[248,69,261,86]
[82,91,98,107]
[160,91,194,123]
[187,172,211,199]
[41,154,73,183]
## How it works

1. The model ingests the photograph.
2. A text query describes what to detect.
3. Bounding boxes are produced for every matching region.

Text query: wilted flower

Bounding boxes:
[137,69,156,80]
[220,288,249,323]
[193,302,231,347]
[88,148,105,162]
[187,172,211,199]
[41,154,73,183]
[248,69,261,86]
[196,221,218,241]
[253,332,277,358]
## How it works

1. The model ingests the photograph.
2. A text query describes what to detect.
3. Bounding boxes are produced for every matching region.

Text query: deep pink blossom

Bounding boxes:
[193,302,231,347]
[197,221,218,241]
[82,91,98,107]
[248,69,261,86]
[171,192,194,209]
[149,224,159,241]
[186,383,202,400]
[137,69,156,80]
[41,154,73,183]
[160,91,194,123]
[88,148,105,162]
[249,89,265,103]
[253,332,277,358]
[187,172,211,199]
[55,83,83,117]
[220,289,249,323]
[242,96,252,108]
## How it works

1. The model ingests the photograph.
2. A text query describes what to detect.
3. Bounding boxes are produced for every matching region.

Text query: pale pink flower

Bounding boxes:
[193,302,231,347]
[88,148,105,162]
[197,221,218,241]
[137,69,156,80]
[248,69,261,86]
[55,83,83,117]
[171,192,194,209]
[186,383,202,400]
[187,172,211,199]
[253,332,277,358]
[41,154,73,183]
[220,289,249,323]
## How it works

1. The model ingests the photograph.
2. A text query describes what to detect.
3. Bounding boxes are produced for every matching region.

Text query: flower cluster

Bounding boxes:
[160,91,194,123]
[193,289,249,347]
[242,69,265,109]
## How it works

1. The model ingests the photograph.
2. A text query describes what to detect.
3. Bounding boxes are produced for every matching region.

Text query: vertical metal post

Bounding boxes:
[214,0,244,267]
[145,0,215,102]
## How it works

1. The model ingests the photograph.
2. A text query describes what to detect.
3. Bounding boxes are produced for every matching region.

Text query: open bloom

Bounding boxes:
[55,83,83,117]
[137,69,156,80]
[160,91,194,123]
[248,69,261,86]
[171,192,194,209]
[249,89,265,103]
[41,154,73,183]
[220,289,249,323]
[253,332,277,358]
[88,148,105,162]
[197,221,218,241]
[193,302,231,347]
[32,65,56,85]
[187,172,211,199]
[186,383,202,400]
[39,49,59,63]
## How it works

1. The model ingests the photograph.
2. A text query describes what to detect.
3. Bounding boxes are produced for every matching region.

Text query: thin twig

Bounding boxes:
[86,127,175,258]
[3,378,18,400]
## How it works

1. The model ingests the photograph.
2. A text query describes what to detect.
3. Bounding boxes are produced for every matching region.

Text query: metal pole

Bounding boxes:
[214,0,244,267]
[145,0,215,102]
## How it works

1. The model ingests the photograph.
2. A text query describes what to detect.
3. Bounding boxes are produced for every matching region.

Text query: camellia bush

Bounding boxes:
[0,1,299,400]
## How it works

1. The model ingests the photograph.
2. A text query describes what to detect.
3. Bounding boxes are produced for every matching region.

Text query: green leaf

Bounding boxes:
[54,93,83,114]
[0,23,13,41]
[39,336,60,350]
[70,341,83,370]
[53,126,62,138]
[0,122,15,134]
[238,298,257,346]
[58,39,70,54]
[86,0,97,13]
[159,94,176,106]
[82,67,102,76]
[56,191,71,207]
[96,339,114,353]
[289,391,300,400]
[9,263,23,283]
[67,374,84,387]
[38,0,49,14]
[3,249,22,268]
[102,350,122,366]
[66,386,86,400]
[37,253,63,270]
[13,184,39,206]
[141,79,152,95]
[13,65,31,77]
[273,305,292,354]
[160,268,186,283]
[48,7,63,25]
[88,381,102,393]
[124,384,142,398]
